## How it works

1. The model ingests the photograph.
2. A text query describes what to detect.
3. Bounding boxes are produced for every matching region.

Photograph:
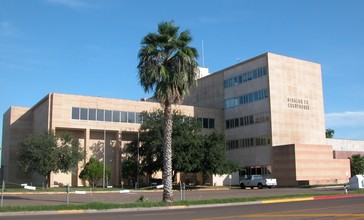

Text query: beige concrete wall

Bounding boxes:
[227,145,272,167]
[45,93,223,186]
[268,53,326,146]
[1,107,33,184]
[2,109,10,176]
[295,144,350,185]
[224,55,269,123]
[223,55,271,166]
[273,144,350,186]
[334,151,364,159]
[183,70,225,109]
[33,96,50,133]
[327,138,364,152]
[272,144,297,186]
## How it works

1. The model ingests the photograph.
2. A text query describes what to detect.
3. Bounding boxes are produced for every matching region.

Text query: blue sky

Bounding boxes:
[1,0,364,145]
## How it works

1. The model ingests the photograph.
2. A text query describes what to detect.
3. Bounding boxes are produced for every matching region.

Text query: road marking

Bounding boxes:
[57,210,88,214]
[314,194,359,200]
[194,199,364,220]
[261,197,314,203]
[245,213,364,218]
[194,213,364,220]
[134,211,195,217]
[168,205,188,209]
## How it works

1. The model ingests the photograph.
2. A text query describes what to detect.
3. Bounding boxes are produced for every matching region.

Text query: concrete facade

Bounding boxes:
[184,53,362,186]
[2,52,364,187]
[327,138,364,159]
[2,93,223,186]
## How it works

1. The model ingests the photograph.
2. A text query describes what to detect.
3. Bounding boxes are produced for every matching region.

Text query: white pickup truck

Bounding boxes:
[239,175,277,189]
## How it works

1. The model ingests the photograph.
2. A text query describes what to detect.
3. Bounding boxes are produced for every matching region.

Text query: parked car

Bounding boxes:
[240,175,277,189]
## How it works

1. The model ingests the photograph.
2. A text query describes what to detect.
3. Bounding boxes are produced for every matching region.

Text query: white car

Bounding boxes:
[240,175,277,189]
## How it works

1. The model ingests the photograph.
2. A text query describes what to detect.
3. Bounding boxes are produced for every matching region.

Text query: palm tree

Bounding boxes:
[325,128,335,138]
[137,21,198,202]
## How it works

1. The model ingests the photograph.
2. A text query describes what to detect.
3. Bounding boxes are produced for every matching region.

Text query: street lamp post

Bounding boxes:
[136,131,140,189]
[103,129,106,188]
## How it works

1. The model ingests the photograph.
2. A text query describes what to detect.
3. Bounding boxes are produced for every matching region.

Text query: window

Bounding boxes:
[197,118,203,127]
[121,112,127,122]
[203,118,209,128]
[113,111,120,122]
[71,107,141,124]
[80,108,88,120]
[105,110,112,122]
[89,109,96,120]
[128,112,135,123]
[97,109,104,121]
[135,112,141,123]
[72,107,79,119]
[209,118,214,129]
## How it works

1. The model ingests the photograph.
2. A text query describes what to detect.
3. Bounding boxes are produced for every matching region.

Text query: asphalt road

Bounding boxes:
[0,186,348,206]
[0,195,363,220]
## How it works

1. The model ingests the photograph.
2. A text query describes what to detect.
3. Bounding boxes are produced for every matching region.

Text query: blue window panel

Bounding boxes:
[80,108,88,120]
[89,109,96,120]
[72,107,79,120]
[97,109,104,121]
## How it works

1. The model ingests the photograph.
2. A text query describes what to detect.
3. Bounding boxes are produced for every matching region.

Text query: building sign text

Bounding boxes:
[287,97,310,110]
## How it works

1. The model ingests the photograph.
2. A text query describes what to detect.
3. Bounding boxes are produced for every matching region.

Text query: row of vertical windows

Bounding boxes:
[225,89,269,109]
[239,166,272,176]
[224,66,267,88]
[197,118,215,129]
[72,107,141,124]
[226,137,271,150]
[225,112,270,129]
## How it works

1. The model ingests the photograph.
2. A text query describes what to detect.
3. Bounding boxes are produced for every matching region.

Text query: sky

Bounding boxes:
[1,0,364,147]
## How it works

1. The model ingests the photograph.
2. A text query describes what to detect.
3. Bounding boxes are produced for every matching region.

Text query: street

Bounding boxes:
[0,195,363,220]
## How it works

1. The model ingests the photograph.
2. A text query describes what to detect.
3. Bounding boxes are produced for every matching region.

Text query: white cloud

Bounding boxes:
[46,0,92,9]
[325,111,364,128]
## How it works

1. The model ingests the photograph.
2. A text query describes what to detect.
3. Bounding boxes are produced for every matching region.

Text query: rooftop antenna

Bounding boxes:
[202,40,205,67]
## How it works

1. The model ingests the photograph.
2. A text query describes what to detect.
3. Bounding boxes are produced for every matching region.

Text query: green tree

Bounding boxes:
[79,157,111,188]
[124,110,203,183]
[124,110,239,185]
[200,131,240,176]
[350,154,364,176]
[121,156,138,186]
[325,128,335,138]
[171,112,204,178]
[17,131,84,187]
[137,21,198,202]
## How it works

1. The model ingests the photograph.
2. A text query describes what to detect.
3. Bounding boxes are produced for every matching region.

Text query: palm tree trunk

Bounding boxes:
[162,104,173,202]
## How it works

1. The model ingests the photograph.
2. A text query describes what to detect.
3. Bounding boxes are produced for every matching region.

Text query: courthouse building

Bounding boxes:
[2,52,364,187]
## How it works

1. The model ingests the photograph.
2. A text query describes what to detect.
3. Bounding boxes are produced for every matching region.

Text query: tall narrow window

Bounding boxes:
[72,107,80,119]
[97,109,104,121]
[128,112,135,123]
[89,109,96,120]
[121,112,127,122]
[209,118,215,129]
[203,118,209,128]
[113,111,120,122]
[105,110,112,122]
[80,108,88,120]
[135,112,141,123]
